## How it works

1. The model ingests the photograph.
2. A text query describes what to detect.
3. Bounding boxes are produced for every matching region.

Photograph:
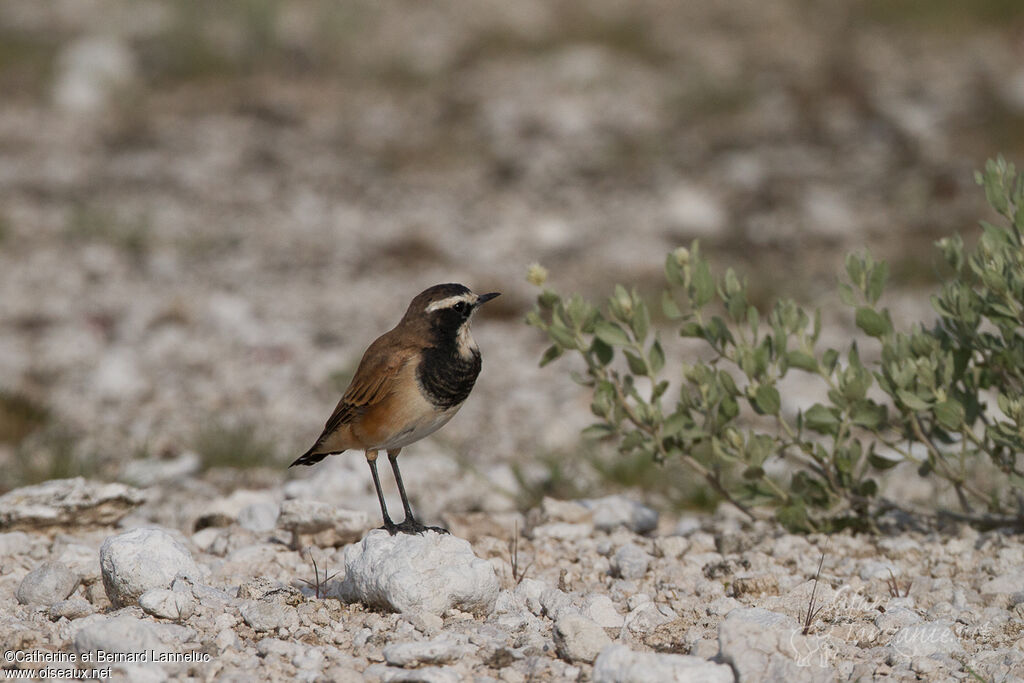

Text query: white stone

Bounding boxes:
[139,587,196,620]
[583,594,623,629]
[238,502,280,532]
[889,622,963,658]
[72,615,189,658]
[581,495,658,534]
[277,499,371,546]
[718,607,833,683]
[554,613,612,664]
[16,561,80,606]
[333,529,499,615]
[594,644,733,683]
[241,600,300,632]
[53,35,138,114]
[383,638,469,667]
[100,527,202,608]
[664,184,727,237]
[611,544,650,579]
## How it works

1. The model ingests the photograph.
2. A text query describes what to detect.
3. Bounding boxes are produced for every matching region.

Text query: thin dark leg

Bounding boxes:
[366,450,397,534]
[387,449,448,535]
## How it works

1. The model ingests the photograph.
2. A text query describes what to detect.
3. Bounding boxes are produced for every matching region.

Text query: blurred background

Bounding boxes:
[1,0,1023,513]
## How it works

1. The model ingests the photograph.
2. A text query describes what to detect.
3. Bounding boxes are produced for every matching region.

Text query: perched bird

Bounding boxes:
[291,283,500,535]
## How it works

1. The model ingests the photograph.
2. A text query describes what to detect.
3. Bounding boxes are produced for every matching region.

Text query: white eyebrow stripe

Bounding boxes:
[426,294,474,312]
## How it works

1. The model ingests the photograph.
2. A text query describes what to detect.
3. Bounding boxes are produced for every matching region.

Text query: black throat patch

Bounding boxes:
[417,332,482,410]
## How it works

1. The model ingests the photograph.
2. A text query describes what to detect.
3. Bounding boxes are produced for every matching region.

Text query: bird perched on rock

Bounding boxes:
[292,283,500,535]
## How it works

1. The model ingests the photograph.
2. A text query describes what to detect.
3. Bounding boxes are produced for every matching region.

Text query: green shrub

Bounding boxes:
[527,156,1024,532]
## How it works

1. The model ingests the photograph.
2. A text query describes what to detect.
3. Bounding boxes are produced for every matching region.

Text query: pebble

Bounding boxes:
[594,644,733,682]
[100,527,203,607]
[16,561,80,606]
[554,613,612,663]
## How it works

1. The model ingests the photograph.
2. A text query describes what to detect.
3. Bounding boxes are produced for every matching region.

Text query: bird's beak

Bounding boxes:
[476,292,501,306]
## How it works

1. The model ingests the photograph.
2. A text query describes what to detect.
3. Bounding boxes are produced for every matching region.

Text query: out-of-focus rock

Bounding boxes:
[277,499,371,547]
[0,478,145,531]
[16,561,81,606]
[53,35,138,114]
[594,644,734,683]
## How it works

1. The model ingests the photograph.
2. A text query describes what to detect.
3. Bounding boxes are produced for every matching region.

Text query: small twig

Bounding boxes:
[884,567,912,599]
[801,549,827,635]
[508,520,533,586]
[298,548,339,599]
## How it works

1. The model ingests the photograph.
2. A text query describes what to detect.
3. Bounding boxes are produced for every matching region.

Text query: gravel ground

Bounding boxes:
[1,477,1023,681]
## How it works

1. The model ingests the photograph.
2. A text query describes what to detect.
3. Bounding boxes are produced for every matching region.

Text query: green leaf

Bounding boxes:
[742,465,765,480]
[867,261,889,304]
[594,321,631,347]
[679,321,703,338]
[591,338,614,366]
[624,350,648,376]
[630,300,650,341]
[868,452,901,470]
[897,389,932,411]
[752,384,781,415]
[662,411,693,437]
[934,398,964,430]
[855,306,890,338]
[786,350,819,373]
[851,401,886,429]
[648,339,665,374]
[581,423,615,440]
[822,349,839,373]
[661,291,682,319]
[804,403,839,435]
[691,259,714,307]
[539,345,563,367]
[547,322,578,349]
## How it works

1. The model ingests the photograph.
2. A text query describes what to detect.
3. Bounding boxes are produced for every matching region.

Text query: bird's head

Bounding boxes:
[404,283,500,352]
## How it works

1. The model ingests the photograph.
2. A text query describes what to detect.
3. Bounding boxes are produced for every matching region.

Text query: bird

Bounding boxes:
[291,283,500,535]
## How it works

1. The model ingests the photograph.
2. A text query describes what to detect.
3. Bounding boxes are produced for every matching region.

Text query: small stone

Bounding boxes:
[540,497,592,524]
[583,594,623,629]
[48,597,95,621]
[139,587,196,620]
[888,623,963,658]
[654,536,690,560]
[100,527,202,608]
[121,452,201,487]
[732,574,780,597]
[383,638,469,667]
[238,502,280,532]
[333,529,499,615]
[16,561,81,606]
[594,644,733,683]
[277,499,371,547]
[554,613,612,664]
[73,615,189,658]
[980,573,1024,596]
[859,561,900,581]
[874,607,921,633]
[530,522,594,540]
[611,544,650,579]
[240,600,300,633]
[580,495,658,534]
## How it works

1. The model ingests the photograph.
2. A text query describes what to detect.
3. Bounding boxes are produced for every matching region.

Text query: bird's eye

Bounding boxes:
[452,301,468,315]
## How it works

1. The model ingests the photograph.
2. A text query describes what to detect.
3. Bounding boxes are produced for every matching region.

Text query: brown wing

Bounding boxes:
[291,332,412,466]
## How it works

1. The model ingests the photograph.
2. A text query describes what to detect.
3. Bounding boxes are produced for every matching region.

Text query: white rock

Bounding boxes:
[139,587,196,620]
[238,502,280,532]
[383,638,469,667]
[277,499,371,546]
[622,601,673,636]
[583,594,623,629]
[240,600,300,632]
[515,578,547,616]
[0,478,144,531]
[72,615,189,658]
[48,597,95,621]
[888,622,963,658]
[16,561,80,606]
[0,531,33,555]
[122,452,201,487]
[100,527,202,608]
[530,522,594,540]
[611,544,650,579]
[53,35,138,114]
[333,529,499,615]
[654,536,690,559]
[664,184,727,237]
[859,560,900,581]
[581,495,658,534]
[874,607,921,633]
[718,607,833,683]
[594,644,733,683]
[540,497,592,523]
[980,573,1024,596]
[554,612,612,664]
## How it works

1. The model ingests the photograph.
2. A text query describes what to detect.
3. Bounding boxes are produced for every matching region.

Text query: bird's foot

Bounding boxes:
[394,518,450,535]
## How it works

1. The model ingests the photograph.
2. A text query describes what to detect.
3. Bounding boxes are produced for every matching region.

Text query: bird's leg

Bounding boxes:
[388,449,449,535]
[365,450,397,534]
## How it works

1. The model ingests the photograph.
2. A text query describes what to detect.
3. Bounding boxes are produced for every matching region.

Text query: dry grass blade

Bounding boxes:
[298,548,339,599]
[801,549,827,635]
[885,567,912,598]
[508,520,534,586]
